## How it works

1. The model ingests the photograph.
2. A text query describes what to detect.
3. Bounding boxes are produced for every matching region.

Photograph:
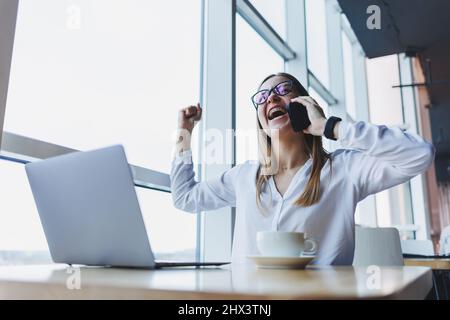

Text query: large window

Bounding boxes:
[236,15,285,164]
[137,189,196,260]
[1,0,199,260]
[366,54,415,239]
[305,0,330,88]
[366,55,403,126]
[249,0,286,39]
[0,161,48,252]
[4,0,200,173]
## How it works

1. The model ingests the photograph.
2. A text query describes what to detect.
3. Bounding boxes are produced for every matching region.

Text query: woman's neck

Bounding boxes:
[271,132,309,171]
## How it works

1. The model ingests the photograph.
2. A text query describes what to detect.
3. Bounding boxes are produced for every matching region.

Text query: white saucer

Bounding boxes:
[246,255,315,269]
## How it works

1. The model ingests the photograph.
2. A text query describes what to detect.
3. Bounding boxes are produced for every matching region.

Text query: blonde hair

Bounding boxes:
[255,72,331,214]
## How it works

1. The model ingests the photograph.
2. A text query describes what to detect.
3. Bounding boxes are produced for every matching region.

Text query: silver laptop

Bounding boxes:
[25,145,228,269]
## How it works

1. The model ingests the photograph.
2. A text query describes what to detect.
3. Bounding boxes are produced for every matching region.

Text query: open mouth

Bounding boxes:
[268,107,287,121]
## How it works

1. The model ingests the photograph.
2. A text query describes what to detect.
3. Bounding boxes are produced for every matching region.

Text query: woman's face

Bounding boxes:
[256,76,298,136]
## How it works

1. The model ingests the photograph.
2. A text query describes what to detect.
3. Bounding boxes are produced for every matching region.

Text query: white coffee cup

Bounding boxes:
[256,231,317,257]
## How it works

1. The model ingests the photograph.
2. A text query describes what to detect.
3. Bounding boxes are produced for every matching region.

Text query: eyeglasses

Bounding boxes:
[251,80,293,109]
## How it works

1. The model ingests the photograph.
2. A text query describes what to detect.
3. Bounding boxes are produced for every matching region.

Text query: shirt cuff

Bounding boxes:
[173,149,193,165]
[338,117,352,147]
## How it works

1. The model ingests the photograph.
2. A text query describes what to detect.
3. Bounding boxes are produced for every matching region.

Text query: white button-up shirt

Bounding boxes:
[170,121,434,265]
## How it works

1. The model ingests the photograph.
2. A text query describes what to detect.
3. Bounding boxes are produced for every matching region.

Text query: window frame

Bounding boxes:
[237,0,295,61]
[397,53,431,240]
[0,0,196,261]
[198,0,236,261]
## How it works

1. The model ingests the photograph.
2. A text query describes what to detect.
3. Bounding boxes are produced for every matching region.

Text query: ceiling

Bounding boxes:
[338,0,450,58]
[338,0,450,182]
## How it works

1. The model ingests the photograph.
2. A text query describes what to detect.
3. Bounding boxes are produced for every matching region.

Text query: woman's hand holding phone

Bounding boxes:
[286,101,311,132]
[290,96,328,137]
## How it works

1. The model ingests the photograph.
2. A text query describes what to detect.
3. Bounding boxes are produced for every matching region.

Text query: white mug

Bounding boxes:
[256,231,317,257]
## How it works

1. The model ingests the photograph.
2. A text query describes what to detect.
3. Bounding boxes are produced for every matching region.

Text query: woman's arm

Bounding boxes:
[171,103,240,213]
[291,96,435,200]
[337,120,435,200]
[171,150,241,213]
[174,103,202,156]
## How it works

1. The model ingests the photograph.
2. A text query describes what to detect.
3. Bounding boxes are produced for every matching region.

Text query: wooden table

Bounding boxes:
[404,258,450,270]
[0,264,432,300]
[404,258,450,300]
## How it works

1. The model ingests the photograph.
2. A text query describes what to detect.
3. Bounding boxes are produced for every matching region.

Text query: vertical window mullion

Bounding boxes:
[200,0,236,262]
[398,54,431,240]
[324,0,346,151]
[285,0,308,86]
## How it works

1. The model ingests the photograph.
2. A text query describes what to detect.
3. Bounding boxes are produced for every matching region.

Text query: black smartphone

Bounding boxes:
[286,101,311,132]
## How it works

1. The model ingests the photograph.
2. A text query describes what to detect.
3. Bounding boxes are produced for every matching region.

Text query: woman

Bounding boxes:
[170,72,434,265]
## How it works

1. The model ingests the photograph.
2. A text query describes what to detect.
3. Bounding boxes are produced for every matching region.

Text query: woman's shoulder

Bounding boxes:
[233,159,260,171]
[229,160,260,177]
[219,160,259,186]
